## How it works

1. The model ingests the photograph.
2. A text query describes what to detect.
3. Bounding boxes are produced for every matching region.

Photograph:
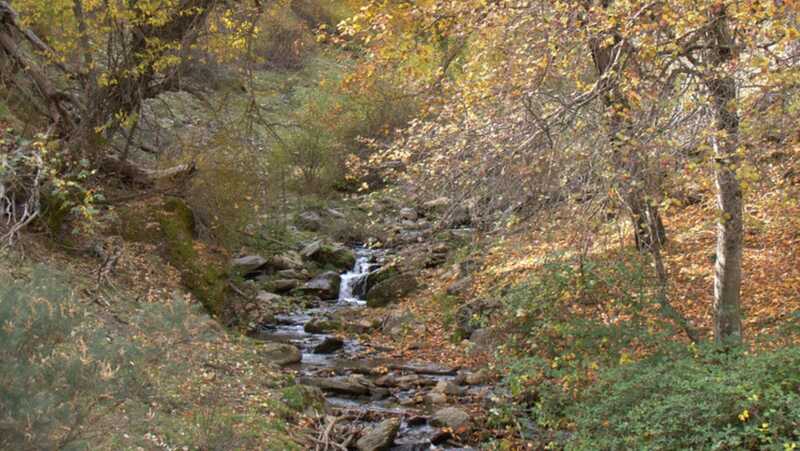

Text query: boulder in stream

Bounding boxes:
[313,336,344,354]
[356,418,400,451]
[296,271,341,300]
[304,317,341,334]
[260,343,301,366]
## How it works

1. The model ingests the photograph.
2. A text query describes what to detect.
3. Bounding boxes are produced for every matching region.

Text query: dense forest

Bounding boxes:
[1,0,799,449]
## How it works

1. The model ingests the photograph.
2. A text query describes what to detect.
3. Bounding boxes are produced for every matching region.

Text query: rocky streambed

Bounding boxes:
[252,247,490,450]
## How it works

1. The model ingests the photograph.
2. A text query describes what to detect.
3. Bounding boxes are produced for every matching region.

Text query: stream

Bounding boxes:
[255,248,482,450]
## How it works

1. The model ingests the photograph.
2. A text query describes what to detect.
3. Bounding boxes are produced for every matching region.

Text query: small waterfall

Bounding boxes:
[338,249,379,304]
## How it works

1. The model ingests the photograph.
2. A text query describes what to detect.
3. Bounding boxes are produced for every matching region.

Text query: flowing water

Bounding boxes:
[257,247,475,450]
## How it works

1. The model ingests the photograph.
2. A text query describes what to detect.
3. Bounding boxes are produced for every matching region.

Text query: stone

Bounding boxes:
[343,318,379,334]
[304,317,341,334]
[270,279,300,293]
[446,276,473,297]
[431,407,471,432]
[423,391,448,405]
[302,241,356,271]
[455,298,499,338]
[423,197,449,212]
[260,343,301,366]
[255,291,283,304]
[230,255,267,274]
[326,208,346,219]
[277,268,310,280]
[469,328,494,353]
[365,264,400,293]
[399,207,418,221]
[465,369,490,385]
[356,418,400,451]
[268,251,304,271]
[281,385,326,412]
[432,380,464,396]
[366,274,419,308]
[297,271,341,300]
[313,336,344,354]
[382,311,419,337]
[297,211,323,231]
[299,375,373,396]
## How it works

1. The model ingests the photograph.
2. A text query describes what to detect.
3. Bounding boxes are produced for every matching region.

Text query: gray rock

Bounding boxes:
[431,407,471,432]
[304,317,341,334]
[423,197,449,212]
[399,207,418,221]
[301,241,356,271]
[313,337,344,354]
[469,328,494,353]
[299,375,373,396]
[431,380,464,396]
[446,276,473,297]
[424,391,448,405]
[230,255,267,274]
[268,251,304,271]
[277,268,310,280]
[269,279,300,293]
[281,385,326,412]
[465,369,490,385]
[255,291,283,306]
[297,211,323,231]
[382,311,419,337]
[261,343,301,366]
[366,274,418,308]
[356,418,400,451]
[297,271,341,300]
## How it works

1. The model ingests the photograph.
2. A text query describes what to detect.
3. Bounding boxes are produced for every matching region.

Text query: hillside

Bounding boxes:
[2,1,800,450]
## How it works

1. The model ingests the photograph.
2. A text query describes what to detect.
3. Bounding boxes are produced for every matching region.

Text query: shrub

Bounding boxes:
[568,346,800,450]
[0,267,141,450]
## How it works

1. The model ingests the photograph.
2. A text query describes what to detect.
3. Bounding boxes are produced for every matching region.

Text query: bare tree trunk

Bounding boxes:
[707,6,743,345]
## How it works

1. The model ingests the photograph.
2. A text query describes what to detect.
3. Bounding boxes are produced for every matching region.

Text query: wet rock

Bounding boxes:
[296,271,341,300]
[304,317,341,334]
[374,373,398,387]
[356,418,400,451]
[366,274,418,308]
[431,407,471,432]
[299,375,373,396]
[297,211,323,231]
[230,255,266,275]
[260,343,301,366]
[313,337,344,354]
[430,430,454,446]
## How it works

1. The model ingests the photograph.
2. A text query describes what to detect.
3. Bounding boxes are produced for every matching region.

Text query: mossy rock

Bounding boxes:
[365,264,399,293]
[366,273,419,308]
[280,384,326,413]
[158,197,228,316]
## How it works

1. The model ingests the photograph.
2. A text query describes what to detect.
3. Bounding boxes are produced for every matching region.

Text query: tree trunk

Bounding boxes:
[587,28,666,251]
[707,6,743,345]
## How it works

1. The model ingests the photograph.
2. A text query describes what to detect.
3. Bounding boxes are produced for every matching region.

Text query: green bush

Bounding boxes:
[0,267,141,450]
[567,346,800,450]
